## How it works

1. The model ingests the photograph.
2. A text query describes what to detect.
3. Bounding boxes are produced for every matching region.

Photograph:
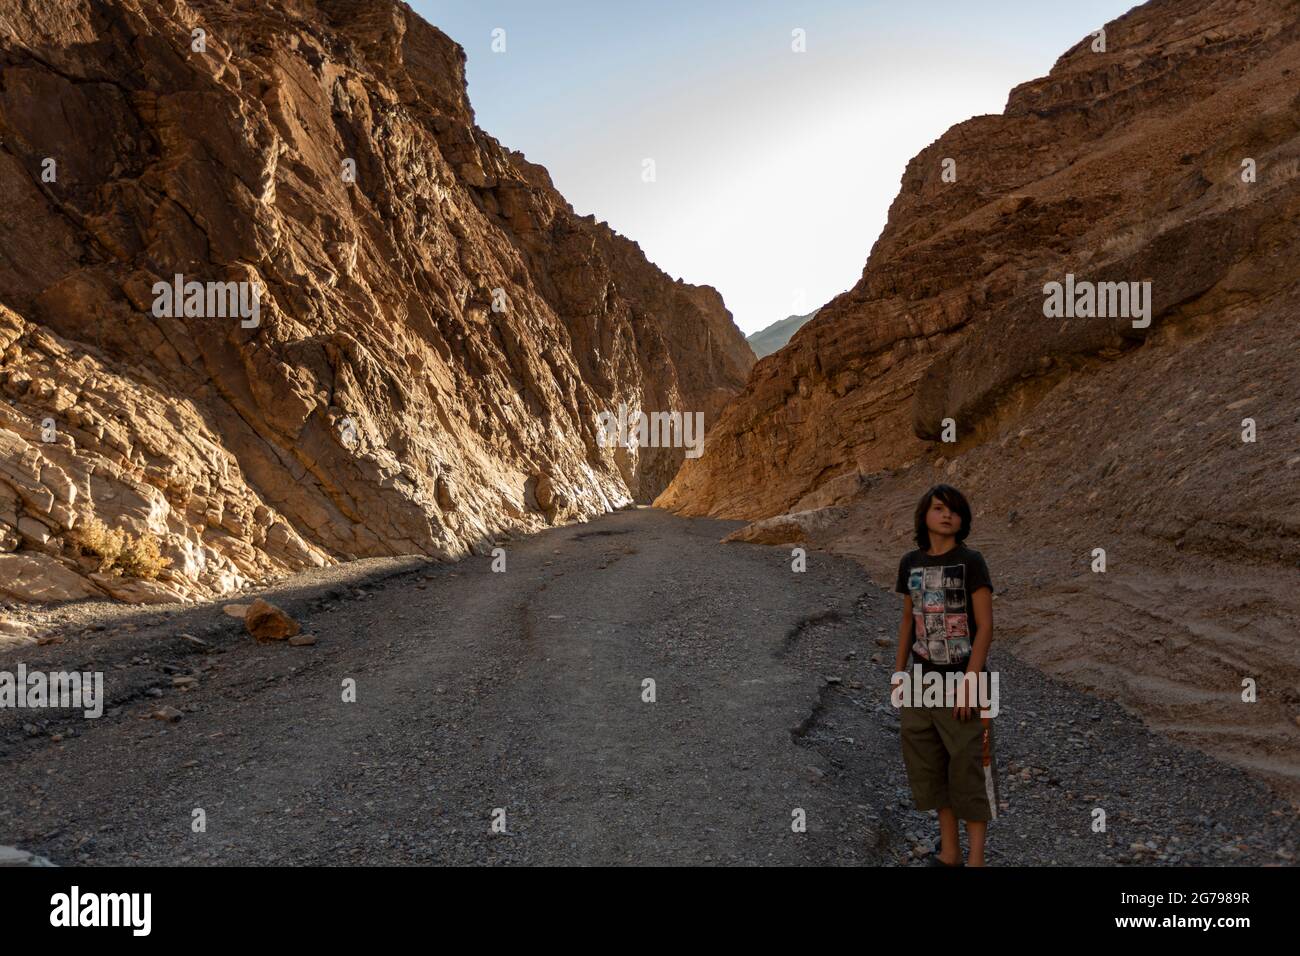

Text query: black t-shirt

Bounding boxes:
[894,544,994,674]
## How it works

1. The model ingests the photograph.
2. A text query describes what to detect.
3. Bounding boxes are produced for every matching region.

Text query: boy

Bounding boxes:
[892,484,998,866]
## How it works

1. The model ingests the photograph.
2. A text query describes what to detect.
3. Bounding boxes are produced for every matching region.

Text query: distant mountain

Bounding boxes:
[746,310,818,358]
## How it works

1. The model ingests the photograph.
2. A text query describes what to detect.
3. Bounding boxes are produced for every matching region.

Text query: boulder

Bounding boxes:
[244,598,300,641]
[723,507,848,546]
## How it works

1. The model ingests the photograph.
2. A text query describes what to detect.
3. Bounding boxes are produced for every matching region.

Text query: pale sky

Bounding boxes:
[410,1,1137,335]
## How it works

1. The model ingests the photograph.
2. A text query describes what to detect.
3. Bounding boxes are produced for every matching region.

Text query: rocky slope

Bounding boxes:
[660,0,1300,798]
[0,0,753,605]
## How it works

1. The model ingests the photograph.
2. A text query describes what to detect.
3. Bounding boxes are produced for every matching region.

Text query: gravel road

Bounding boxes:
[1,508,1294,865]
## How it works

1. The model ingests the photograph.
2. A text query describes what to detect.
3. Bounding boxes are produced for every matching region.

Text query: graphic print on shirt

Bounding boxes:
[908,562,973,667]
[906,569,930,658]
[911,613,929,659]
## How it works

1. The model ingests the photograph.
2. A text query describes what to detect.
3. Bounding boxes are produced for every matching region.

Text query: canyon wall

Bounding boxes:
[0,0,753,603]
[661,0,1298,522]
[660,0,1300,797]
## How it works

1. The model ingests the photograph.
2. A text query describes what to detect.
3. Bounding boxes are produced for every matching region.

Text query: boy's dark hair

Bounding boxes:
[913,484,973,550]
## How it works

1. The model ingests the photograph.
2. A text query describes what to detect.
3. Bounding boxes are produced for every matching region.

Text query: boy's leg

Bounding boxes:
[965,820,987,866]
[964,718,998,866]
[900,703,957,862]
[932,712,999,861]
[936,807,961,865]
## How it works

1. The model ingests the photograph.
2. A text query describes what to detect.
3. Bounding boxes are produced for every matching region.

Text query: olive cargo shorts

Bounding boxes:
[900,704,1000,821]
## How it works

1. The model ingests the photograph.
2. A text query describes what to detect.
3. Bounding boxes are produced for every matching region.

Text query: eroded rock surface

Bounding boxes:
[660,0,1300,799]
[0,0,753,602]
[659,0,1300,520]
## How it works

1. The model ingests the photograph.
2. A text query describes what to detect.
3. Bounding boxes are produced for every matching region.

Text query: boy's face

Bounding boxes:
[926,497,961,537]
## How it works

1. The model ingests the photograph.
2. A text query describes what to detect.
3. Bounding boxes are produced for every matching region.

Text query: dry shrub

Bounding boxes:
[71,517,171,580]
[71,517,125,572]
[117,532,170,580]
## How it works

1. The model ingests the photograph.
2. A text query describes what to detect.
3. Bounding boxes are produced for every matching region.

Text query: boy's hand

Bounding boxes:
[952,676,973,721]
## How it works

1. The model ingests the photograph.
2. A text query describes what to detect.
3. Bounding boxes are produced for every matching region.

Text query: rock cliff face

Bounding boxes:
[0,0,753,603]
[659,0,1299,520]
[660,0,1300,798]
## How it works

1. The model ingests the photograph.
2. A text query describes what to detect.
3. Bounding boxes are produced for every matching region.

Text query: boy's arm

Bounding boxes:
[954,587,993,719]
[894,594,914,672]
[965,586,994,673]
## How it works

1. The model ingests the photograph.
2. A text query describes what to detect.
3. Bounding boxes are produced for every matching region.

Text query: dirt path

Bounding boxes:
[1,508,1294,865]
